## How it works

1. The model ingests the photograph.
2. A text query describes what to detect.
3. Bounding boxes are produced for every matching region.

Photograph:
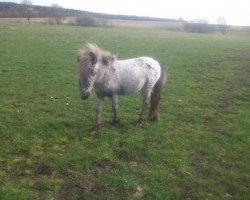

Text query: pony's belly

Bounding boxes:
[118,80,144,95]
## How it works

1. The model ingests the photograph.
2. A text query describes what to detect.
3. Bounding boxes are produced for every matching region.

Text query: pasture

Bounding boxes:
[0,22,249,199]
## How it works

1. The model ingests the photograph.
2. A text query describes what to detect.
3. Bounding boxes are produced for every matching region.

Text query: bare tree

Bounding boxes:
[51,4,65,25]
[217,16,228,34]
[21,0,34,22]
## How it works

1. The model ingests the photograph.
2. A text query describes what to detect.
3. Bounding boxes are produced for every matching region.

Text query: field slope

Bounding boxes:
[0,22,249,199]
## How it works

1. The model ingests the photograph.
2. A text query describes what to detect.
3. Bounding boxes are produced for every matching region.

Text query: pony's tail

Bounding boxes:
[149,65,167,121]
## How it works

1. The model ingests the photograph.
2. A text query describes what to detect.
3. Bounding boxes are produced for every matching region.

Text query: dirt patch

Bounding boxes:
[179,179,196,200]
[61,179,107,199]
[89,158,116,175]
[116,150,132,162]
[192,150,209,178]
[97,158,116,169]
[60,120,74,128]
[35,163,52,176]
[133,185,145,198]
[11,99,26,108]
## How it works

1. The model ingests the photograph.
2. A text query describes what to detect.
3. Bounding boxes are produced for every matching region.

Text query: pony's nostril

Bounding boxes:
[85,91,90,97]
[81,91,90,100]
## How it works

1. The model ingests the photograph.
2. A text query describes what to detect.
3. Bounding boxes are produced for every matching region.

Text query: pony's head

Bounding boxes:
[77,43,116,100]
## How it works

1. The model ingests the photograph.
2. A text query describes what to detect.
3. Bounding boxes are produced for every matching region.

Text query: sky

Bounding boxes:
[3,0,250,26]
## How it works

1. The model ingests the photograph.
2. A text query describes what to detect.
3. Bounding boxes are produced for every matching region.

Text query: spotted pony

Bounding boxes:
[77,43,166,133]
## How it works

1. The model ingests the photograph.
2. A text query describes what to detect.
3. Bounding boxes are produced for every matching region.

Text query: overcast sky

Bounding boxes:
[4,0,250,26]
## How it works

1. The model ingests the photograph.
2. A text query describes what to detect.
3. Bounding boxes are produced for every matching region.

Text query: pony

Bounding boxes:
[77,43,166,133]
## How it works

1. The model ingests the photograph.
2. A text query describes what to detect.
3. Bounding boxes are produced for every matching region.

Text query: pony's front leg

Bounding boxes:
[111,95,120,125]
[91,96,104,133]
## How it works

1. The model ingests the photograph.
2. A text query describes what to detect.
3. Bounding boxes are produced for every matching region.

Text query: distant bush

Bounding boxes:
[183,19,216,33]
[74,16,97,27]
[74,16,111,27]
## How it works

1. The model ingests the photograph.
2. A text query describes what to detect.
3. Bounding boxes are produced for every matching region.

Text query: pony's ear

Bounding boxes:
[102,56,109,65]
[89,52,97,65]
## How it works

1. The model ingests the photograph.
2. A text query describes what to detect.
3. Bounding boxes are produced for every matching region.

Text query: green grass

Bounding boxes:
[0,22,250,199]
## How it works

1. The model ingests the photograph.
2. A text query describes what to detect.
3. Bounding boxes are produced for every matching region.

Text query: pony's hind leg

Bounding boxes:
[111,95,120,125]
[137,86,152,125]
[91,96,104,133]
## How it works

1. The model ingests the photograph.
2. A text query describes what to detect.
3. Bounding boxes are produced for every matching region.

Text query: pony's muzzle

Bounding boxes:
[81,91,90,100]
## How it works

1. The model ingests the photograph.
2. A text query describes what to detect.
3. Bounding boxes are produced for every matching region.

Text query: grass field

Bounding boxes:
[0,22,249,199]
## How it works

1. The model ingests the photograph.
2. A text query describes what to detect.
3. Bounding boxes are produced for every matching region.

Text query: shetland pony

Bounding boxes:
[77,43,166,133]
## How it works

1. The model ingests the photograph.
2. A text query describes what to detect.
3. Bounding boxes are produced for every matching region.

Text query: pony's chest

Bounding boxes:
[94,80,117,96]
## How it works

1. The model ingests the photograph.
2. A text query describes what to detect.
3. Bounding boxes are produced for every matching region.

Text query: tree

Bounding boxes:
[51,4,65,25]
[20,0,34,22]
[217,16,228,34]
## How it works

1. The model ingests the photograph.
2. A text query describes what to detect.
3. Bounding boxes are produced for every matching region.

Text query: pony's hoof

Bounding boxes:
[111,118,121,126]
[91,123,100,134]
[149,114,158,121]
[136,122,145,128]
[136,117,146,127]
[90,130,98,135]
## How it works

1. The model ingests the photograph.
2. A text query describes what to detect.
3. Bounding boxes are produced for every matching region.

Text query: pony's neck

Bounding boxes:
[96,66,116,84]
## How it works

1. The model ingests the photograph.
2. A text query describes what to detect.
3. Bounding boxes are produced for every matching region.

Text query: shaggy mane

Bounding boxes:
[77,43,116,76]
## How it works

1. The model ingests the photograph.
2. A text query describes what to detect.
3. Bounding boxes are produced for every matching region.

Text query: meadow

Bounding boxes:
[0,21,249,199]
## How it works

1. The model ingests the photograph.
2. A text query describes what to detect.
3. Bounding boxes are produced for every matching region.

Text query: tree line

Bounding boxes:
[0,2,177,22]
[0,2,228,33]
